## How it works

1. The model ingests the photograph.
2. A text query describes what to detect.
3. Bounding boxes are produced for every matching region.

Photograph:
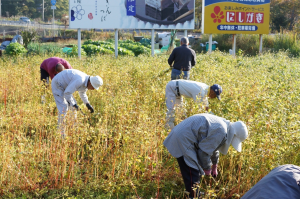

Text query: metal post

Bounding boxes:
[151,29,154,56]
[78,28,81,59]
[53,9,55,37]
[208,34,212,54]
[232,34,236,58]
[0,0,2,18]
[115,29,118,58]
[259,34,263,55]
[3,30,5,40]
[42,0,44,21]
[184,30,187,37]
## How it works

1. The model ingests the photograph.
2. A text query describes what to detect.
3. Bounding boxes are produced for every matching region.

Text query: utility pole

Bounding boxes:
[42,0,44,21]
[0,0,2,18]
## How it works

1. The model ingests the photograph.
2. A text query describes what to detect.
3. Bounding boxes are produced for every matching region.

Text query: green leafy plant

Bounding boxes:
[67,45,87,57]
[82,39,149,56]
[83,39,113,46]
[119,42,150,56]
[5,42,27,55]
[82,44,114,56]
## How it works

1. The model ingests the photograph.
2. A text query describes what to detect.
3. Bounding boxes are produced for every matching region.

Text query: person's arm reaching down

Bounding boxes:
[191,50,196,67]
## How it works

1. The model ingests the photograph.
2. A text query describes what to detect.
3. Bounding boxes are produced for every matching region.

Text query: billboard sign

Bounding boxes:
[69,0,195,29]
[202,0,270,34]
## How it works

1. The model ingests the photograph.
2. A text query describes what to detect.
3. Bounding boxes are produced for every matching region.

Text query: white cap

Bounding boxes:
[219,121,248,155]
[90,76,103,90]
[230,121,248,152]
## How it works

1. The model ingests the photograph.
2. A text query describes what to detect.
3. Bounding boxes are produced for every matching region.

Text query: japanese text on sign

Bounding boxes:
[127,0,136,16]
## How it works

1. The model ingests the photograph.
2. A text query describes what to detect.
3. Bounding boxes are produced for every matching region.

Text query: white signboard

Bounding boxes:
[69,0,195,29]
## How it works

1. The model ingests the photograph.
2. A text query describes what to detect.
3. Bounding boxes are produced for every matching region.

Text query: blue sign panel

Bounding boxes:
[51,0,56,6]
[127,0,136,16]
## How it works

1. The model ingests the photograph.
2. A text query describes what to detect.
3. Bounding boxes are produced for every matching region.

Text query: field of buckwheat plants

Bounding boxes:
[0,51,300,198]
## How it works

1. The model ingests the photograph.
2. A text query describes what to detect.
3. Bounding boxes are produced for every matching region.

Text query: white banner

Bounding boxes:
[69,0,195,29]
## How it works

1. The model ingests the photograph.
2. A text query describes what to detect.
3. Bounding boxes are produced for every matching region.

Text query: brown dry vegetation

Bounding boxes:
[0,51,300,198]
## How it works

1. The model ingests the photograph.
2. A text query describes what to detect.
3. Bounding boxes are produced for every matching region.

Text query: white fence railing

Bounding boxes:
[0,20,70,38]
[0,20,66,30]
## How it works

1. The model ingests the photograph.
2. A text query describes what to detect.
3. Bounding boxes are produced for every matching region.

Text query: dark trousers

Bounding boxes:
[177,156,201,198]
[40,68,49,84]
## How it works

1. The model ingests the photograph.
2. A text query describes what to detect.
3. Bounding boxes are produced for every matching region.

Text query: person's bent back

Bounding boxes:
[241,164,300,199]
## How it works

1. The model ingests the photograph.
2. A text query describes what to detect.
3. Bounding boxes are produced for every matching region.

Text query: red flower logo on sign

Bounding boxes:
[88,13,93,20]
[211,6,224,23]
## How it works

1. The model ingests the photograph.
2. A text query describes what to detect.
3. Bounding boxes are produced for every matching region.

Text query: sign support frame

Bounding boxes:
[115,29,118,58]
[151,29,154,56]
[53,9,55,37]
[78,28,81,59]
[259,34,263,55]
[208,34,212,54]
[232,34,236,58]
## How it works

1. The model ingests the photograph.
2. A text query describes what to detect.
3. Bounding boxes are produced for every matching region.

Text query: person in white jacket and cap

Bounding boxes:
[51,69,103,136]
[165,79,222,130]
[163,113,248,198]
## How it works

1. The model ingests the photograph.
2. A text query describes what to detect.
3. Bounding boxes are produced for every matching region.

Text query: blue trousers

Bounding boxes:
[171,68,190,80]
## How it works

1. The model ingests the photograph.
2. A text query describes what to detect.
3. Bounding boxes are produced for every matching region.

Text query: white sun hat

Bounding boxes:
[90,76,103,90]
[219,121,248,155]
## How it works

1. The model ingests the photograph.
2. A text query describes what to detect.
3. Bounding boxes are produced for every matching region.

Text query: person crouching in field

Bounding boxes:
[241,164,300,198]
[51,69,103,137]
[165,80,222,130]
[40,57,73,84]
[40,57,73,103]
[163,114,248,198]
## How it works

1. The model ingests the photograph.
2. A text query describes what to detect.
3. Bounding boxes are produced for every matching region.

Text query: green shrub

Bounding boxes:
[200,34,232,53]
[21,30,37,48]
[273,33,300,57]
[236,34,260,56]
[5,42,27,56]
[263,35,275,49]
[27,42,62,55]
[198,33,300,57]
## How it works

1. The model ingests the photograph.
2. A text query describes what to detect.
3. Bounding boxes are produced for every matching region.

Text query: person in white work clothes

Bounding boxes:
[165,80,222,130]
[51,69,103,136]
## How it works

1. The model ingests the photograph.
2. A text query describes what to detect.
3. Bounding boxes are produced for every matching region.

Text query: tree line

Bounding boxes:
[1,0,68,22]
